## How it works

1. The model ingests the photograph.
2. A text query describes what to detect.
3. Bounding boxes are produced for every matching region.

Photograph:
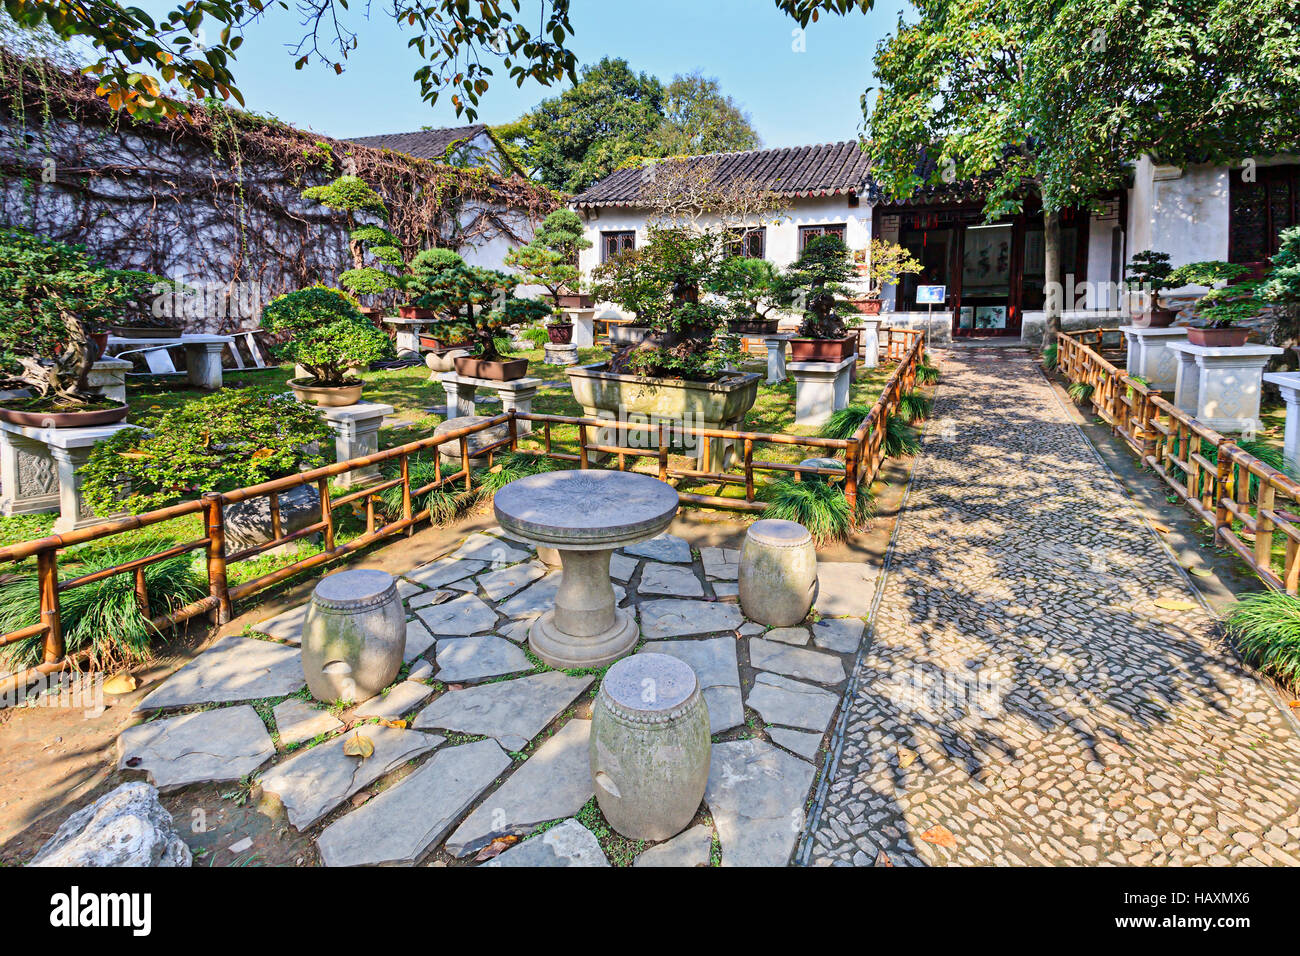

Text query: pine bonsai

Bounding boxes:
[260,286,393,386]
[775,235,856,339]
[504,208,593,319]
[301,175,404,299]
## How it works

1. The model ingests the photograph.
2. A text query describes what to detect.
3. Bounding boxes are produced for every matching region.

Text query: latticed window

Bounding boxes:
[601,230,636,262]
[1230,164,1299,264]
[798,223,847,250]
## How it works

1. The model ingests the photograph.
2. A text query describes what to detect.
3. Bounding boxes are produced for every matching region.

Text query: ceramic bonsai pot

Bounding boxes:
[0,401,130,427]
[454,355,529,381]
[789,334,857,362]
[1188,326,1250,348]
[1135,307,1179,329]
[398,305,437,320]
[557,293,595,309]
[288,377,364,407]
[727,316,781,335]
[547,322,574,345]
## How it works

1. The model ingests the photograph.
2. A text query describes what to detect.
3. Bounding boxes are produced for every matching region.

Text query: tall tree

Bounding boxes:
[650,72,761,157]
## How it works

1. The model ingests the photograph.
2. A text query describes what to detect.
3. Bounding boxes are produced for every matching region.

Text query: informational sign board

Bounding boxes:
[917,285,947,305]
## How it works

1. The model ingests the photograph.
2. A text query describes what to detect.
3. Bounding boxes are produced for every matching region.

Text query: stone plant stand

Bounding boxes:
[383,317,431,356]
[106,334,232,390]
[762,334,793,385]
[87,358,133,403]
[857,319,882,369]
[493,470,679,670]
[545,343,579,366]
[317,402,394,488]
[1168,342,1283,433]
[568,308,598,347]
[439,371,540,435]
[1120,325,1189,391]
[1263,371,1300,470]
[788,354,855,428]
[0,420,140,533]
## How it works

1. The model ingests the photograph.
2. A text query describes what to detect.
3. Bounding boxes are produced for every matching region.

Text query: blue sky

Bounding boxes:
[140,0,905,146]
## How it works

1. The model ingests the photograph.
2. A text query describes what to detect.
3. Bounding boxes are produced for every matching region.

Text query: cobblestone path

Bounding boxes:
[805,349,1300,866]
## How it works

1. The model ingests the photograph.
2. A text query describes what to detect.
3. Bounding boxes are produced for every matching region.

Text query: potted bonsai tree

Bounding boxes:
[0,228,158,426]
[260,285,393,406]
[1168,260,1257,346]
[504,209,594,344]
[406,248,550,380]
[579,226,759,472]
[775,235,858,361]
[710,256,781,335]
[1126,250,1178,327]
[302,174,401,321]
[852,239,923,315]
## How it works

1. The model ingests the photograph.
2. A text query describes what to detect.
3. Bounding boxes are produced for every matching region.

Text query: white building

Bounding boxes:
[569,143,1300,346]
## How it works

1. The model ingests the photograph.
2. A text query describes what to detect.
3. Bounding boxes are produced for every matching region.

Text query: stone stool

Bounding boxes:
[301,569,406,703]
[433,415,508,467]
[738,519,817,626]
[799,456,845,484]
[590,653,711,841]
[545,342,579,366]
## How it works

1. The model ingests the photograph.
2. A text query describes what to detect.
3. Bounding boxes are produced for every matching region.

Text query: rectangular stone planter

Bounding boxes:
[566,363,761,473]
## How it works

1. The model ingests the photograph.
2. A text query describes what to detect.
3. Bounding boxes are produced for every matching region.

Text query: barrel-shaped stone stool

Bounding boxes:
[590,653,711,841]
[301,569,406,703]
[738,519,817,626]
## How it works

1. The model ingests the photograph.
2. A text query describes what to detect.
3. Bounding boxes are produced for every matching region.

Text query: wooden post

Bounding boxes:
[134,566,151,620]
[400,453,413,530]
[36,548,63,665]
[657,424,668,481]
[202,492,232,625]
[744,438,755,502]
[318,479,336,552]
[508,410,518,452]
[578,424,590,469]
[459,436,471,491]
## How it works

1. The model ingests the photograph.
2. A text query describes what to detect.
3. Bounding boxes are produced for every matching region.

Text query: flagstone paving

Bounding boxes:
[803,350,1300,866]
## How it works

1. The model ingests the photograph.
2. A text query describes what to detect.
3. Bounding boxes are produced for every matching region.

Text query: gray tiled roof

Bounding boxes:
[345,124,489,161]
[571,141,874,207]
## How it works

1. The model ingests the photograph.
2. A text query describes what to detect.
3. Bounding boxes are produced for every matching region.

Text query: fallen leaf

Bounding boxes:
[379,718,407,729]
[1153,598,1197,612]
[473,835,518,862]
[919,825,958,848]
[897,747,917,769]
[342,732,374,759]
[1289,701,1300,709]
[1151,522,1172,533]
[873,849,893,867]
[103,673,137,695]
[1188,568,1213,578]
[351,792,372,808]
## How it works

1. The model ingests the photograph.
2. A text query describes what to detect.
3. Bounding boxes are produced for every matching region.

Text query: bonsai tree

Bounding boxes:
[1261,227,1300,313]
[301,175,404,299]
[859,239,923,301]
[1192,280,1268,329]
[774,235,856,339]
[504,208,593,319]
[590,226,738,380]
[0,228,156,409]
[1168,260,1253,289]
[260,286,393,386]
[406,249,550,361]
[1126,250,1175,311]
[709,256,780,324]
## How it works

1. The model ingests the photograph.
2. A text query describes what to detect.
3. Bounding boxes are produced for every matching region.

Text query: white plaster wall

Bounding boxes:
[1126,156,1230,277]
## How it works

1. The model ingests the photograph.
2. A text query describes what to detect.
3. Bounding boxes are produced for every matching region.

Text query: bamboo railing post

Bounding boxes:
[844,439,861,520]
[459,436,471,490]
[508,411,518,452]
[744,438,755,502]
[578,424,590,469]
[202,492,232,625]
[657,424,668,481]
[134,566,150,620]
[36,548,63,665]
[400,453,413,534]
[1256,479,1277,574]
[317,478,336,552]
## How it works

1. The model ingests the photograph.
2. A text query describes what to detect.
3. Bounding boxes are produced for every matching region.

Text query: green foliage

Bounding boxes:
[0,228,156,403]
[591,227,738,381]
[708,257,780,321]
[474,451,563,494]
[301,175,388,217]
[1223,590,1300,693]
[496,57,760,192]
[376,455,485,524]
[521,324,551,349]
[758,476,872,545]
[1194,279,1267,327]
[504,208,592,306]
[819,404,872,441]
[915,358,941,384]
[0,543,207,671]
[1041,343,1059,371]
[819,404,920,457]
[773,235,855,339]
[884,416,921,457]
[1068,380,1095,404]
[896,390,933,424]
[1127,251,1175,295]
[80,387,331,514]
[1261,227,1300,308]
[260,286,392,384]
[338,267,399,296]
[858,239,923,300]
[1168,260,1252,288]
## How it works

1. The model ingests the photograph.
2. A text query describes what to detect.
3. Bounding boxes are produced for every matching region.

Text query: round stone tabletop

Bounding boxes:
[493,470,679,549]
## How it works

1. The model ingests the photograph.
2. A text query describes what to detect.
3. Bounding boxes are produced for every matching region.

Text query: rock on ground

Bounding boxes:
[706,739,815,867]
[634,824,713,867]
[484,818,609,867]
[30,782,191,867]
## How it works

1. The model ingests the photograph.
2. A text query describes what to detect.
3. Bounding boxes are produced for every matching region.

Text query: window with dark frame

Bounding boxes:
[600,230,636,262]
[798,223,847,251]
[1230,164,1299,264]
[727,226,767,259]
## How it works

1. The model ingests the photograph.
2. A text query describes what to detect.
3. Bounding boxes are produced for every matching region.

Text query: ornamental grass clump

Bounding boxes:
[758,476,872,544]
[1223,590,1300,694]
[475,451,563,494]
[896,390,933,424]
[819,405,921,457]
[376,455,485,525]
[0,543,207,670]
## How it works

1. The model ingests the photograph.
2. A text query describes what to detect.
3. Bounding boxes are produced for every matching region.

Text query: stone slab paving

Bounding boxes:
[134,635,304,712]
[434,635,531,683]
[610,553,639,582]
[449,533,532,565]
[639,599,744,639]
[354,680,434,719]
[747,672,840,734]
[403,620,437,662]
[640,637,744,734]
[813,563,877,617]
[477,560,547,602]
[251,603,308,644]
[633,823,713,867]
[749,637,847,685]
[769,727,823,761]
[484,818,610,867]
[317,739,510,866]
[413,673,592,751]
[414,593,498,635]
[812,618,865,654]
[258,726,441,830]
[701,546,740,581]
[623,532,691,563]
[638,561,705,597]
[805,350,1300,866]
[273,699,343,747]
[403,557,487,589]
[765,626,810,646]
[446,719,593,857]
[117,706,275,790]
[707,739,816,867]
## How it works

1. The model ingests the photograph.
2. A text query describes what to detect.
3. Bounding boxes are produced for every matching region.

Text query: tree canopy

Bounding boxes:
[495,58,761,193]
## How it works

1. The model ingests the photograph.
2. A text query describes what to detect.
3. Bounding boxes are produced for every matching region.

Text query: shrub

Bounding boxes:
[475,451,563,494]
[503,208,592,310]
[708,256,779,323]
[915,359,941,384]
[1261,226,1300,309]
[0,543,207,671]
[260,286,393,385]
[1223,590,1300,694]
[773,235,856,340]
[522,324,551,349]
[758,476,872,545]
[820,404,872,441]
[819,405,920,456]
[1068,381,1095,404]
[80,387,331,514]
[1041,344,1059,371]
[376,455,485,525]
[896,390,932,424]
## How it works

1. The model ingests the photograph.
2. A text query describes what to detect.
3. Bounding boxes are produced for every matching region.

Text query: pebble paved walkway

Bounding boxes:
[804,349,1300,866]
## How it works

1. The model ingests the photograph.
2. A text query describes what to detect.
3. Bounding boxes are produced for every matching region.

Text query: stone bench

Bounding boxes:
[438,372,541,434]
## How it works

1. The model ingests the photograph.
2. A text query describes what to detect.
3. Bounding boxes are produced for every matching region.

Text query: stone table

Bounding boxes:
[438,371,541,434]
[493,470,679,669]
[1167,341,1283,432]
[106,334,233,390]
[762,334,793,385]
[1120,325,1189,390]
[1263,371,1300,469]
[383,316,432,356]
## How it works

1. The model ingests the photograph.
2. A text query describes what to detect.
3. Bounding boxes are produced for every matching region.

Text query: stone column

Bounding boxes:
[1168,342,1284,432]
[1171,346,1201,417]
[495,379,540,435]
[318,402,394,488]
[859,321,881,369]
[789,355,855,428]
[438,372,478,419]
[763,335,790,385]
[1264,372,1300,468]
[1119,326,1189,390]
[570,309,596,347]
[86,358,132,403]
[0,428,60,516]
[185,340,226,390]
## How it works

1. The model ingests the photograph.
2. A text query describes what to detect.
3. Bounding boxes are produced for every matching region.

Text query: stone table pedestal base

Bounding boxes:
[545,343,579,366]
[789,354,856,428]
[1168,342,1283,433]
